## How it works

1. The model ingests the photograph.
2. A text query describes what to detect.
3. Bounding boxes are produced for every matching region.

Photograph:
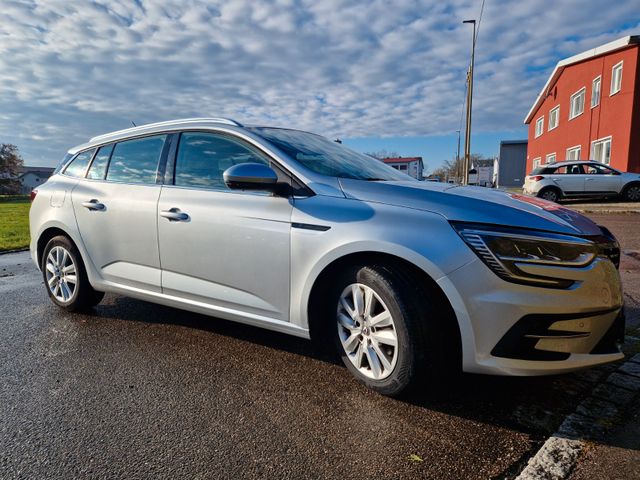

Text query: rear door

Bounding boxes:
[584,164,622,194]
[71,134,170,292]
[157,131,293,321]
[549,164,586,195]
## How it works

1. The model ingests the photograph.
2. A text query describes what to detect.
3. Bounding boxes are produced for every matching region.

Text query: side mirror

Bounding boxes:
[223,163,278,191]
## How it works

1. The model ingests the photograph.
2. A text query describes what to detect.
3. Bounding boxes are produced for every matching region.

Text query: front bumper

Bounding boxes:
[438,256,625,376]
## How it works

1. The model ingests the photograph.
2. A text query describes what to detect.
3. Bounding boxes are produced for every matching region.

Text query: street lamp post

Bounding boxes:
[463,19,476,186]
[455,129,461,183]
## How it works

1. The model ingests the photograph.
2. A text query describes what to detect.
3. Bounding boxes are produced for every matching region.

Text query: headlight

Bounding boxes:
[452,223,598,288]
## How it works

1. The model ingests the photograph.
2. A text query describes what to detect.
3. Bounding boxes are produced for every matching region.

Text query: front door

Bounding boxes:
[157,132,292,321]
[584,164,622,193]
[71,135,168,292]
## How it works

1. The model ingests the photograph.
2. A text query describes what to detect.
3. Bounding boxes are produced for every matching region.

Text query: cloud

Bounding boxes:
[0,0,638,164]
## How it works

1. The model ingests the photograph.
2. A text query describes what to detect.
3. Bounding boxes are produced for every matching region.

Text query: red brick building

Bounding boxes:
[524,36,640,173]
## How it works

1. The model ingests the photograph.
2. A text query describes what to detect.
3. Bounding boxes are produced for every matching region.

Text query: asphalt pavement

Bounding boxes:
[1,213,638,479]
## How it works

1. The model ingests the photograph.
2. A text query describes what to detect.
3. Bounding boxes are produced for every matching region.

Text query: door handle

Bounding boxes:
[81,199,105,211]
[160,208,190,222]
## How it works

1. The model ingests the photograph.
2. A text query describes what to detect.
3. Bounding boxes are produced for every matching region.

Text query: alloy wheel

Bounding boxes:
[626,185,640,201]
[336,283,398,380]
[541,190,558,202]
[45,246,77,303]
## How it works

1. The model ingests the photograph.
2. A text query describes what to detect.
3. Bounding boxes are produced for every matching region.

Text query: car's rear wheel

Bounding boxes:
[327,264,451,397]
[538,188,560,202]
[42,235,104,311]
[622,183,640,202]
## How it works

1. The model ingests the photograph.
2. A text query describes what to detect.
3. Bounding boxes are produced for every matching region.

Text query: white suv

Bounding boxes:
[523,161,640,202]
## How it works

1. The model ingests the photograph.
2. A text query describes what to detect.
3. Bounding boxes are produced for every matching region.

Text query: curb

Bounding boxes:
[569,209,640,215]
[516,352,640,479]
[0,248,29,256]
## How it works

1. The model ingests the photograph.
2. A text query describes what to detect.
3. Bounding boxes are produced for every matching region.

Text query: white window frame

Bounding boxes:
[610,61,623,96]
[548,106,560,130]
[535,116,544,137]
[566,145,581,161]
[590,136,612,165]
[546,152,557,164]
[532,157,542,169]
[591,75,601,108]
[569,87,586,120]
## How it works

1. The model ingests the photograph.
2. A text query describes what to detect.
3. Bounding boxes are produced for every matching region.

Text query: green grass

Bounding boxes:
[0,198,30,251]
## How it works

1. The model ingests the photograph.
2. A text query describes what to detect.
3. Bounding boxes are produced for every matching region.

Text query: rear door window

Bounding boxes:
[87,144,113,180]
[63,149,96,178]
[106,135,167,184]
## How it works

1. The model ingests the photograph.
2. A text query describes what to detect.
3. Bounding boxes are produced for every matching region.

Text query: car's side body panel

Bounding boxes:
[71,180,163,292]
[157,185,293,321]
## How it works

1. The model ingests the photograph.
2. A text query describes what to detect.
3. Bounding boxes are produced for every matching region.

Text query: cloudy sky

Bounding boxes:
[1,1,639,170]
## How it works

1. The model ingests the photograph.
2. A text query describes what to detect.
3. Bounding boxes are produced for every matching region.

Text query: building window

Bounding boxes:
[533,157,542,169]
[535,117,544,137]
[546,153,556,164]
[548,106,560,130]
[569,87,585,119]
[591,76,601,107]
[566,146,581,161]
[591,137,612,165]
[610,61,623,95]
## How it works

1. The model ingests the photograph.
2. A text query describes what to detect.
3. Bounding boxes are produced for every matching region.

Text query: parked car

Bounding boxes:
[30,118,625,396]
[523,160,640,202]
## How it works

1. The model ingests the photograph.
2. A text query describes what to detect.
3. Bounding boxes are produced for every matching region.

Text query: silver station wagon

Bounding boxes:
[30,118,625,396]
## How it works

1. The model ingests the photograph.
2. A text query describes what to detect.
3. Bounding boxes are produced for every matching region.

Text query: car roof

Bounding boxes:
[543,161,604,168]
[68,118,248,154]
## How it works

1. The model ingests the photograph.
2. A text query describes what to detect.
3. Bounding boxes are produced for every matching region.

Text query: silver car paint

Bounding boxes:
[30,119,625,375]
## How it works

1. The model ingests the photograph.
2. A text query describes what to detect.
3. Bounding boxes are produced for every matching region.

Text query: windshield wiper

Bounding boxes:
[363,178,387,181]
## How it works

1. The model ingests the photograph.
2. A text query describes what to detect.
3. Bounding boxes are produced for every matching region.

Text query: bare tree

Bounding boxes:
[365,150,401,160]
[0,144,24,194]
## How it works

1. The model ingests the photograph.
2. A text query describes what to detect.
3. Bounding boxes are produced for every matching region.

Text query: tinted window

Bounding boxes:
[248,127,408,181]
[64,149,95,178]
[174,133,270,189]
[87,144,113,180]
[555,165,584,174]
[106,135,166,184]
[54,153,74,175]
[586,164,615,175]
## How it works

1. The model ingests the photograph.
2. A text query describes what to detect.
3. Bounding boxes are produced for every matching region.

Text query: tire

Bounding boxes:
[622,183,640,202]
[326,264,451,397]
[538,188,560,203]
[41,235,104,311]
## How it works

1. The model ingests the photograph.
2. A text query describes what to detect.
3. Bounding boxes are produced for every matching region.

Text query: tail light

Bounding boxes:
[30,189,38,202]
[528,175,544,182]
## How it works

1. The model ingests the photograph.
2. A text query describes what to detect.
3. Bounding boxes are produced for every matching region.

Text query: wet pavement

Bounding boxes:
[0,214,638,479]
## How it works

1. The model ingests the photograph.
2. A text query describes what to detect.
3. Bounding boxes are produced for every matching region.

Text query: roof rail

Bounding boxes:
[89,117,243,143]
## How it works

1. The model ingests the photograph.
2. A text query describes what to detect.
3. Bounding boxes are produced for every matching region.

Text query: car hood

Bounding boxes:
[338,179,603,236]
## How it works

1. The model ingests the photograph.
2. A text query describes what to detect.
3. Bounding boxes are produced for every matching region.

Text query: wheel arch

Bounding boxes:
[36,225,86,272]
[307,251,462,369]
[537,185,562,199]
[621,181,640,199]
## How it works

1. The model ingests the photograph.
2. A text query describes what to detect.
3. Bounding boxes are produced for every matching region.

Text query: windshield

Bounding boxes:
[248,127,411,181]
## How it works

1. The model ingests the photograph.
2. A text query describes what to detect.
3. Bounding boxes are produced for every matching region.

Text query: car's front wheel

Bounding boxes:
[622,183,640,202]
[42,235,104,311]
[328,264,451,396]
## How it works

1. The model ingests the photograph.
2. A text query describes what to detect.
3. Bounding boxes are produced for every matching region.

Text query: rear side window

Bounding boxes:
[64,149,95,178]
[106,135,167,184]
[174,132,270,189]
[530,167,549,175]
[87,144,113,180]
